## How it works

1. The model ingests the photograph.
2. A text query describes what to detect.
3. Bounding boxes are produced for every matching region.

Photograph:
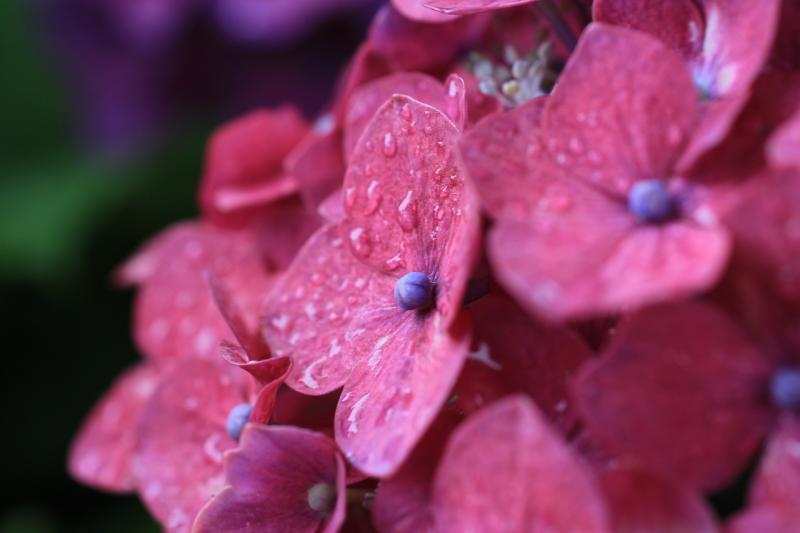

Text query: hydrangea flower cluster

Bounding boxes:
[70,0,800,531]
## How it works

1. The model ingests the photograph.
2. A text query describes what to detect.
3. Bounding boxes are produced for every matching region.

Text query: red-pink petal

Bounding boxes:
[199,107,308,228]
[593,0,704,57]
[543,23,697,196]
[368,5,489,72]
[600,466,718,533]
[688,72,800,182]
[425,0,536,15]
[192,425,346,533]
[133,222,273,360]
[262,224,393,395]
[729,415,800,532]
[488,174,730,320]
[68,363,160,493]
[769,108,800,171]
[573,302,775,491]
[392,0,460,22]
[431,395,609,531]
[460,96,546,218]
[284,126,346,211]
[724,172,800,301]
[343,73,446,159]
[335,312,471,477]
[455,294,592,430]
[134,359,248,532]
[340,95,480,323]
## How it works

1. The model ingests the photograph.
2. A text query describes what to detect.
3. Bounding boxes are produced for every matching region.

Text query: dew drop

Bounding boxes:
[435,141,446,155]
[423,124,434,136]
[344,187,357,209]
[384,254,404,271]
[349,227,372,258]
[364,140,375,152]
[382,132,397,158]
[310,272,323,286]
[365,180,382,214]
[396,190,418,231]
[568,137,584,154]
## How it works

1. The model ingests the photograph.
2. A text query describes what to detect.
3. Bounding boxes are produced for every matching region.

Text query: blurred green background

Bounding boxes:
[0,2,197,531]
[0,1,365,531]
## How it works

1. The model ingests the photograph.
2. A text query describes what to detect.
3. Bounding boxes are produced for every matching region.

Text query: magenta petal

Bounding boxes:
[693,0,780,99]
[543,23,696,196]
[725,172,800,301]
[600,466,718,533]
[262,224,393,395]
[368,5,488,72]
[340,95,480,319]
[285,127,346,211]
[133,222,273,360]
[455,294,592,430]
[207,274,266,358]
[68,363,159,493]
[318,188,346,223]
[391,0,460,22]
[343,73,446,159]
[729,415,800,532]
[335,312,471,477]
[424,0,535,15]
[431,395,609,531]
[199,107,308,228]
[488,173,729,319]
[134,360,247,532]
[574,302,774,491]
[593,0,704,57]
[192,425,346,533]
[460,96,546,218]
[373,412,460,533]
[769,108,800,170]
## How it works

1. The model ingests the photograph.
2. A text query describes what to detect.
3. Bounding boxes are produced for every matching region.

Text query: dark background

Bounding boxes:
[0,1,371,531]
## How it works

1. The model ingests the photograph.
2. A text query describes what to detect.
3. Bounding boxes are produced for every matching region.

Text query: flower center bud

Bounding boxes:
[628,179,674,223]
[470,41,556,107]
[225,403,252,442]
[770,367,800,410]
[307,482,337,514]
[394,272,433,311]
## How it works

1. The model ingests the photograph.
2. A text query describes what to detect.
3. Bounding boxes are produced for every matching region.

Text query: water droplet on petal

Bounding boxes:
[396,191,418,231]
[344,187,357,209]
[423,124,434,136]
[383,132,397,157]
[349,227,372,259]
[568,137,584,154]
[365,180,382,214]
[364,140,375,152]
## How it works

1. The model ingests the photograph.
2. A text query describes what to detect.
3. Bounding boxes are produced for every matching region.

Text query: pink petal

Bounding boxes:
[454,294,592,431]
[431,395,609,531]
[729,415,800,532]
[192,425,346,533]
[460,96,546,218]
[688,72,800,182]
[724,172,800,301]
[373,412,461,533]
[600,466,718,533]
[343,73,446,159]
[284,126,346,211]
[769,108,800,171]
[251,199,322,271]
[335,312,472,477]
[425,0,536,15]
[134,359,249,532]
[573,302,775,491]
[593,0,704,57]
[262,224,393,395]
[391,0,460,22]
[340,95,480,323]
[368,5,489,72]
[488,173,730,319]
[318,188,346,223]
[692,0,780,99]
[68,363,160,493]
[543,23,696,196]
[207,274,266,358]
[133,222,273,360]
[199,107,308,228]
